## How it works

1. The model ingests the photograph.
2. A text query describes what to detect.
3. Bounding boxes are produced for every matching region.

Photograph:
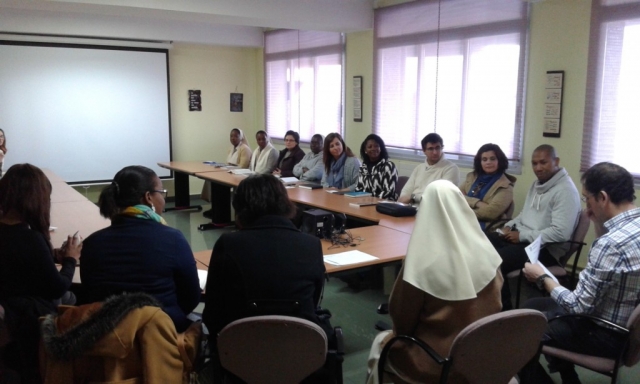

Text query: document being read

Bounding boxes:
[324,250,378,266]
[525,235,559,283]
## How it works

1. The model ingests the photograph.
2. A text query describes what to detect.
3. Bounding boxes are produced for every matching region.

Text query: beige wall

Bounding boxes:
[78,0,635,268]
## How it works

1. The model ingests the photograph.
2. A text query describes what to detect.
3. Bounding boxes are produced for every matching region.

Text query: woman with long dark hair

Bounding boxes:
[459,143,516,231]
[355,134,398,200]
[80,165,200,332]
[321,132,360,191]
[0,163,81,383]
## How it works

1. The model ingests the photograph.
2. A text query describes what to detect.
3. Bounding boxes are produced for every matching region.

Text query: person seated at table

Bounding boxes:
[292,133,324,182]
[398,133,459,204]
[226,128,252,168]
[321,132,361,192]
[0,163,82,383]
[273,130,305,178]
[249,130,278,174]
[202,174,334,374]
[366,180,502,384]
[80,165,201,333]
[459,143,516,231]
[355,134,398,200]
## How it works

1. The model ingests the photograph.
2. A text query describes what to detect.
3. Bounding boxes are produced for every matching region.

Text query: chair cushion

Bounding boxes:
[542,346,615,373]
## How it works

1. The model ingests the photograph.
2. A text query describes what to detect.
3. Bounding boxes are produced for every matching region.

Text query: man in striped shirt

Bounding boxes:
[520,162,640,384]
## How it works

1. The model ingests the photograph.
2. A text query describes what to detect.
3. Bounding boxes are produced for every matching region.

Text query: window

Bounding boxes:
[581,0,640,181]
[264,30,344,142]
[374,0,529,165]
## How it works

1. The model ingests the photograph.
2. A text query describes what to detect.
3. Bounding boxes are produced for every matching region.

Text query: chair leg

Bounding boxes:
[515,272,522,309]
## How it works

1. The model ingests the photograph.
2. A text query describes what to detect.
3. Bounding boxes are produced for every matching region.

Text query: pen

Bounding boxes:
[511,224,517,231]
[73,231,79,238]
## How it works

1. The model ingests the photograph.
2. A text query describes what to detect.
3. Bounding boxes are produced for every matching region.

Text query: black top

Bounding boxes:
[0,223,75,304]
[276,146,305,177]
[80,216,201,332]
[203,215,326,336]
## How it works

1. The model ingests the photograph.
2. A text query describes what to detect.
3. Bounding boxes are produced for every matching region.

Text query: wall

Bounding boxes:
[76,0,628,270]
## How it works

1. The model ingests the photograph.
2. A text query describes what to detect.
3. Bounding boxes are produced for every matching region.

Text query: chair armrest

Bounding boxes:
[382,335,447,365]
[548,314,629,335]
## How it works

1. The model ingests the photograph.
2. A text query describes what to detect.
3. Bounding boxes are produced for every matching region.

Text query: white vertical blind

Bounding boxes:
[581,0,640,181]
[374,0,528,162]
[264,30,344,141]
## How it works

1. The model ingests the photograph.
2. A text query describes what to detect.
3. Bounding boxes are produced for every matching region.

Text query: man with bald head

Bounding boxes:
[489,144,581,310]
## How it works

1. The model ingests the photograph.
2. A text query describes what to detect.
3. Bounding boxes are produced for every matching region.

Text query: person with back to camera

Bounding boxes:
[355,133,398,200]
[321,132,361,192]
[366,180,503,384]
[79,165,201,333]
[0,129,6,178]
[398,133,460,204]
[273,130,305,178]
[459,143,516,231]
[0,163,82,383]
[203,174,334,381]
[226,128,252,168]
[249,130,279,174]
[293,133,325,182]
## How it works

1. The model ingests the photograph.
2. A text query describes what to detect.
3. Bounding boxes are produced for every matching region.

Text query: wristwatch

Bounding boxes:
[536,274,551,290]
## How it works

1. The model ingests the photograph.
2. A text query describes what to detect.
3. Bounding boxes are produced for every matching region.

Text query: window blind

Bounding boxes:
[581,0,640,181]
[374,0,528,163]
[264,30,344,142]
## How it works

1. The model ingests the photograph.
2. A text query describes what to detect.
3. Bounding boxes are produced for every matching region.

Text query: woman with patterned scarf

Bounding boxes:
[79,165,201,332]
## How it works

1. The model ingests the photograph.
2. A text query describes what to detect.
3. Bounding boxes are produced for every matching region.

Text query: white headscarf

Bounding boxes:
[227,128,250,165]
[250,133,277,173]
[403,180,502,301]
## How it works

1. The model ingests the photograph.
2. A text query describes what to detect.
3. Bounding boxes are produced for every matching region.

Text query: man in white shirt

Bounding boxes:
[398,133,460,204]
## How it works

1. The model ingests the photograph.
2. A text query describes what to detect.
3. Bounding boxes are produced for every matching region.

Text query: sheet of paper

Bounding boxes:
[197,270,208,290]
[525,235,559,283]
[324,250,378,266]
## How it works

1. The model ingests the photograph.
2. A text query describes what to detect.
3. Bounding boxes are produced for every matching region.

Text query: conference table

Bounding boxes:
[157,161,229,212]
[192,225,410,275]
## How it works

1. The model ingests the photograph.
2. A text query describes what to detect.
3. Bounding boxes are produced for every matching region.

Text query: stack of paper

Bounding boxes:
[324,250,378,265]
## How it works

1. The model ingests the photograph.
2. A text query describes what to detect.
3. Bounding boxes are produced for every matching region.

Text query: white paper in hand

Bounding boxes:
[525,235,559,283]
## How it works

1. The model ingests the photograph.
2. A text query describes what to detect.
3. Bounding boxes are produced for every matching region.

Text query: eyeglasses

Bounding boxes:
[424,146,443,152]
[581,193,595,202]
[152,189,168,198]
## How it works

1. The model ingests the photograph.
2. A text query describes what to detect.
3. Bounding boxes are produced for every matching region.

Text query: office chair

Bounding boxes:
[508,208,590,308]
[541,303,640,384]
[217,315,344,384]
[378,309,547,384]
[396,176,409,197]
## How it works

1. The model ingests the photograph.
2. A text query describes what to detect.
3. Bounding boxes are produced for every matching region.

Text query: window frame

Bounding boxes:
[373,0,529,173]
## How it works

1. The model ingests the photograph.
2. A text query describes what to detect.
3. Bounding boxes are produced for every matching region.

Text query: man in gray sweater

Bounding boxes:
[489,144,581,310]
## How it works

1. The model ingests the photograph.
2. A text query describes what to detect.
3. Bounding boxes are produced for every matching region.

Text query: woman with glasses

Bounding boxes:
[459,143,516,231]
[80,165,200,332]
[273,130,305,177]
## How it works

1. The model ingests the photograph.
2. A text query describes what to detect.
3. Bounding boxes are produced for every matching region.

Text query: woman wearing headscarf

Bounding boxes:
[366,180,503,384]
[249,130,279,174]
[226,128,252,168]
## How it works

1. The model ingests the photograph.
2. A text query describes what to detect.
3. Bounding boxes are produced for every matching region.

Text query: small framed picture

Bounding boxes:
[230,93,243,112]
[353,76,363,122]
[189,90,201,111]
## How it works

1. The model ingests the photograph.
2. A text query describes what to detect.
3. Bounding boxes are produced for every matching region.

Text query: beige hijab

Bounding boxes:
[227,128,250,165]
[403,180,502,301]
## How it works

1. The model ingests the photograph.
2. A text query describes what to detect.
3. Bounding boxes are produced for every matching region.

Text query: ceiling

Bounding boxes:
[0,0,375,47]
